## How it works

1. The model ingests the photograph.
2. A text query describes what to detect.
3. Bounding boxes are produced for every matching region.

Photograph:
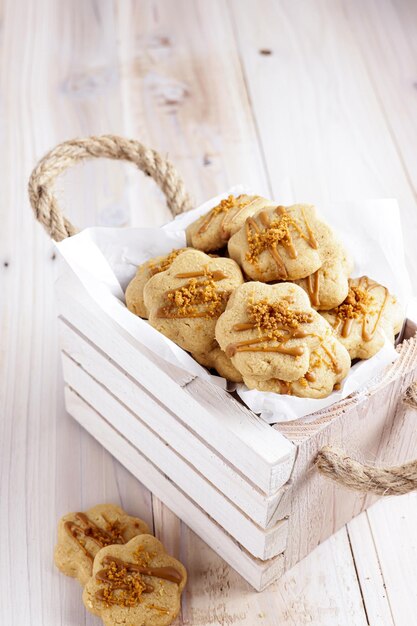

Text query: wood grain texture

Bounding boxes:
[2,0,417,624]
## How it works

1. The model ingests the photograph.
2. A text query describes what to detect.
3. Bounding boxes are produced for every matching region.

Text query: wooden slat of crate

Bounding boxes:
[58,319,290,528]
[64,386,285,591]
[62,353,288,560]
[55,273,296,494]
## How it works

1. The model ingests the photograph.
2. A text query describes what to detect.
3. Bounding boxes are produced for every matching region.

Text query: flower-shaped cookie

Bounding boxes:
[125,248,189,319]
[215,282,349,389]
[228,204,328,282]
[192,344,243,382]
[294,221,353,310]
[54,504,150,586]
[186,194,275,252]
[144,249,244,354]
[83,535,187,626]
[244,334,350,398]
[321,276,403,359]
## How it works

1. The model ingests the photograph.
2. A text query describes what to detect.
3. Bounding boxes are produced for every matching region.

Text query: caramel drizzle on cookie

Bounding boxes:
[331,276,389,341]
[225,299,314,358]
[156,267,230,319]
[306,269,321,307]
[320,343,343,375]
[196,194,251,237]
[64,513,126,562]
[245,206,318,279]
[268,341,341,395]
[94,555,183,607]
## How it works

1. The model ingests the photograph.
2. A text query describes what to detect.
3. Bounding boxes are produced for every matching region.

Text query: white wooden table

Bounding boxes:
[1,1,417,624]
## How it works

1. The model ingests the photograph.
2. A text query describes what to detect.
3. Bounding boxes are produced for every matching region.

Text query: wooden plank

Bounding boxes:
[58,318,290,527]
[64,386,285,591]
[55,271,296,493]
[347,512,394,626]
[342,0,417,286]
[115,0,271,223]
[179,526,368,625]
[62,353,288,559]
[365,495,417,624]
[267,528,368,626]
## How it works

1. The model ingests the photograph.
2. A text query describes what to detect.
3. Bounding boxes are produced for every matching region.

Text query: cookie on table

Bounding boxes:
[125,248,189,319]
[215,282,344,388]
[186,194,275,252]
[294,221,353,310]
[228,204,327,282]
[83,534,187,626]
[144,249,244,354]
[192,344,243,382]
[321,276,403,360]
[243,334,351,398]
[54,504,150,586]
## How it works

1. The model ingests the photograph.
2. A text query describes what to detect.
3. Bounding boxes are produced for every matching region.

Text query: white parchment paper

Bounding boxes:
[57,188,412,423]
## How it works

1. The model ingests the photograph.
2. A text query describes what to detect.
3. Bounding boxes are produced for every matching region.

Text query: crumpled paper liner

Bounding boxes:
[57,187,411,423]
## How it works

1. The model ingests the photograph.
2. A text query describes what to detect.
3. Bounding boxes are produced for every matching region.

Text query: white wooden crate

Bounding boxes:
[28,135,417,592]
[56,270,417,590]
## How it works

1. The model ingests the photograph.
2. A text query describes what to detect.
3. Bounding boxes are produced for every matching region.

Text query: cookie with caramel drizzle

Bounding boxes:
[321,276,403,359]
[294,221,353,310]
[186,194,275,252]
[54,504,150,586]
[144,249,244,354]
[244,334,350,398]
[216,282,344,387]
[83,534,187,626]
[228,204,324,282]
[125,248,190,319]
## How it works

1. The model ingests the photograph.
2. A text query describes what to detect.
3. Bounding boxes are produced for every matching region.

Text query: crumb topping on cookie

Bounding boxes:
[245,206,318,279]
[95,558,150,607]
[225,297,315,358]
[334,286,374,321]
[157,268,230,319]
[197,194,250,235]
[248,299,313,332]
[329,277,389,341]
[148,249,186,276]
[94,554,183,608]
[246,214,300,262]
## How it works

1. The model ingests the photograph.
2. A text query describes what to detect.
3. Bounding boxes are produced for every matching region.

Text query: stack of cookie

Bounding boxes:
[126,194,403,399]
[55,504,187,626]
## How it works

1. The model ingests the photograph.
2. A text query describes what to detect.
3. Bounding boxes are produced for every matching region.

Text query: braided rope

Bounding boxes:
[315,381,417,495]
[316,444,417,496]
[28,135,193,241]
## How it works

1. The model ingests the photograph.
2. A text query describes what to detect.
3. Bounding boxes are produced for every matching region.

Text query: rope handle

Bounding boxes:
[315,382,417,495]
[28,135,193,241]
